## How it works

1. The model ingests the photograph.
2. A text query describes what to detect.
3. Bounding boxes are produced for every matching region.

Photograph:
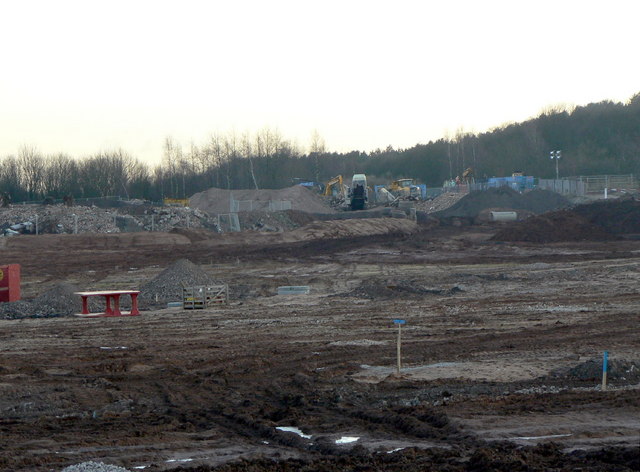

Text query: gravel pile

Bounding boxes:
[416,192,466,213]
[61,461,131,472]
[139,258,223,308]
[0,282,83,319]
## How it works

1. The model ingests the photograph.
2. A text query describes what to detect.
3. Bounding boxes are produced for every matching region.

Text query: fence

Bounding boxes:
[217,213,241,232]
[537,179,586,196]
[538,175,637,196]
[182,284,229,309]
[230,196,292,212]
[574,174,637,194]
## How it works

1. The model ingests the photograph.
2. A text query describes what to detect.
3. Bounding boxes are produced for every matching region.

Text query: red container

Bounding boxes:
[0,264,20,302]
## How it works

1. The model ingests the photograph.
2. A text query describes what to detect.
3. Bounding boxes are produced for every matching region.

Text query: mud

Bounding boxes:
[0,208,639,471]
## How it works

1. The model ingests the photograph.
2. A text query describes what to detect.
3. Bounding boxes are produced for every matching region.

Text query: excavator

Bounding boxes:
[323,175,345,198]
[462,167,475,184]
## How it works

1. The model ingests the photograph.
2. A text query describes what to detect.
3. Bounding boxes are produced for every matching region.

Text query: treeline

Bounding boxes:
[2,93,639,203]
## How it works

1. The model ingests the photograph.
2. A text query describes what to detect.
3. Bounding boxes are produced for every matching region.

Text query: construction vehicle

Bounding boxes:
[462,167,475,184]
[347,174,368,210]
[388,178,421,199]
[164,198,190,207]
[323,175,345,198]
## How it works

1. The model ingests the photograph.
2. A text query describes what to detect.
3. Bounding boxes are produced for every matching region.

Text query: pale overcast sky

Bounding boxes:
[1,0,638,163]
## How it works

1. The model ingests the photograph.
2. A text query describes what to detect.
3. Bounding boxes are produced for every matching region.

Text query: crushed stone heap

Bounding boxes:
[0,282,83,320]
[139,258,222,308]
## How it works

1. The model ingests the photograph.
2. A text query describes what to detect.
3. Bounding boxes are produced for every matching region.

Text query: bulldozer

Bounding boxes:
[388,178,420,199]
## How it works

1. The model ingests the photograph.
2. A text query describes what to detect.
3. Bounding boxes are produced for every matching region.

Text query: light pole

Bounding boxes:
[550,150,561,180]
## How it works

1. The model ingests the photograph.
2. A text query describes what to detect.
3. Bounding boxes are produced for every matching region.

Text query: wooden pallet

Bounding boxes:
[182,285,228,309]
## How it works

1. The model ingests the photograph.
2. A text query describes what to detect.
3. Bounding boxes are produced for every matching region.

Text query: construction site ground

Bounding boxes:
[1,218,639,471]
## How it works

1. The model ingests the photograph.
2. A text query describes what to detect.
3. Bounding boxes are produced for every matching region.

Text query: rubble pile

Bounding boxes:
[128,205,217,232]
[0,203,219,236]
[0,205,118,235]
[138,258,223,308]
[238,210,315,232]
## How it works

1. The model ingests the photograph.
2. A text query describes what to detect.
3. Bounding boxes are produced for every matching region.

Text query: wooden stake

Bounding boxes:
[602,350,608,391]
[397,323,402,374]
[393,319,405,374]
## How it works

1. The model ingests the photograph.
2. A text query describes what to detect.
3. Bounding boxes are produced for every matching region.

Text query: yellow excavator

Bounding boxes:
[323,175,345,197]
[462,167,475,184]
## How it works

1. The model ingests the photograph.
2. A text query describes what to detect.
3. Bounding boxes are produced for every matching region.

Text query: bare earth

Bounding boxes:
[1,220,639,471]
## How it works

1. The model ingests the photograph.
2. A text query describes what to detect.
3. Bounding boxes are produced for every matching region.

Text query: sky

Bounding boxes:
[1,0,639,164]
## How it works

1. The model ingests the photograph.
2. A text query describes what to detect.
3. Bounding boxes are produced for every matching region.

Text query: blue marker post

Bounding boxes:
[602,351,608,391]
[393,319,406,374]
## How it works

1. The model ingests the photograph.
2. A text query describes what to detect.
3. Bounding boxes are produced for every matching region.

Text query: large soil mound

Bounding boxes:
[190,186,334,214]
[492,197,640,243]
[432,187,570,220]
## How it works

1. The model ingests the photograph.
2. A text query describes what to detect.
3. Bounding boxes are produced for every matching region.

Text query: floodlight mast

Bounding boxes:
[550,150,561,180]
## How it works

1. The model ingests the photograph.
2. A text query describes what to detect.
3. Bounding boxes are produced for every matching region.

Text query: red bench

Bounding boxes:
[75,290,140,317]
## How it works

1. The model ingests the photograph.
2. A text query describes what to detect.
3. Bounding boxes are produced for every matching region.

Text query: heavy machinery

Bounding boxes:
[389,178,421,199]
[323,175,345,198]
[347,174,368,210]
[462,167,475,184]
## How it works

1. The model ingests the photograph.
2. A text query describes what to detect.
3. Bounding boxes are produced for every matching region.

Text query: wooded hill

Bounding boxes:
[1,93,639,203]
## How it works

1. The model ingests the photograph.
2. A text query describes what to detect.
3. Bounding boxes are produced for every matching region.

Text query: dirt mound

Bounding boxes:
[432,187,570,220]
[190,186,334,214]
[492,198,640,243]
[283,218,417,242]
[549,358,640,383]
[139,259,222,308]
[491,210,617,243]
[572,197,640,234]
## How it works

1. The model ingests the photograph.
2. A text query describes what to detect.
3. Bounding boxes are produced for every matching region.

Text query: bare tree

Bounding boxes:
[18,145,45,199]
[241,131,259,190]
[42,153,78,198]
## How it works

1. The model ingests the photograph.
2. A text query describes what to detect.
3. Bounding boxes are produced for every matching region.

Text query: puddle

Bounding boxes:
[276,426,312,439]
[336,436,359,444]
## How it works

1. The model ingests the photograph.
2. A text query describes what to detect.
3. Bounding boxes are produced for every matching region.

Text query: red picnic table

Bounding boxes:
[75,290,140,317]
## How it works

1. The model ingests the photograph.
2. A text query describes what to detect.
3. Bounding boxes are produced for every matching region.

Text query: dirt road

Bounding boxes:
[0,223,639,471]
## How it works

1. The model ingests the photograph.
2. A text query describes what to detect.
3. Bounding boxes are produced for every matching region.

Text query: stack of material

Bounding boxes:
[138,259,223,308]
